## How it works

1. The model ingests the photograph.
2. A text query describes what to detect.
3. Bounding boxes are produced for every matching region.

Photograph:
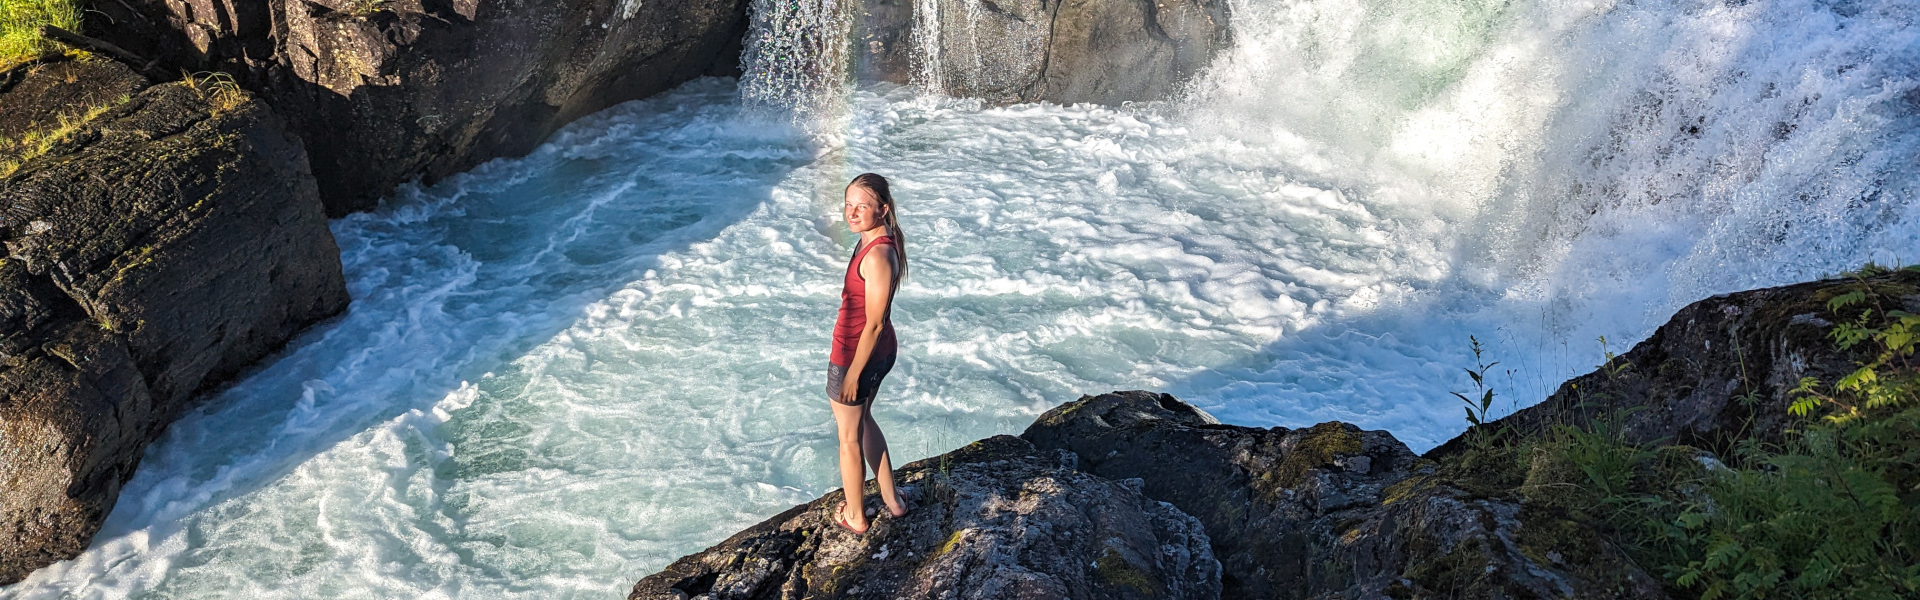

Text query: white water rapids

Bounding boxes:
[6,0,1917,596]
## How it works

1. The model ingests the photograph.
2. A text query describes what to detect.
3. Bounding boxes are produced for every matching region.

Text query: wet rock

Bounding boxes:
[94,0,751,215]
[629,435,1221,600]
[0,79,348,584]
[858,0,1231,105]
[1023,391,1665,600]
[1430,269,1920,457]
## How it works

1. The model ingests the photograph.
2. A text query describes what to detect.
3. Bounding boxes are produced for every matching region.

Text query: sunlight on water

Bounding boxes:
[5,0,1916,597]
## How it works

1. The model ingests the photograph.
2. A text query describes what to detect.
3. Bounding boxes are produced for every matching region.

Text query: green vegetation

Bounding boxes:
[1267,422,1361,490]
[346,0,392,18]
[1,0,80,71]
[1095,548,1156,595]
[185,71,248,113]
[0,92,130,177]
[1450,268,1920,599]
[1663,265,1920,599]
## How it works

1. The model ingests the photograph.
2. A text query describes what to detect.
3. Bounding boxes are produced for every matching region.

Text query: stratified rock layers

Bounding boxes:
[630,435,1221,600]
[0,79,348,584]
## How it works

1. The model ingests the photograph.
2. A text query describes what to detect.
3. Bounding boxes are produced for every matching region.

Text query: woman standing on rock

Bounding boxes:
[829,173,912,534]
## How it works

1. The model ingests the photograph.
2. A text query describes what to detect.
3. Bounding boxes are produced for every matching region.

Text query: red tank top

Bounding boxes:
[831,236,898,367]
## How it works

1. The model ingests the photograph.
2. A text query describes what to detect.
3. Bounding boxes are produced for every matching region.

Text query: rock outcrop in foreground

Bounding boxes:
[631,435,1220,600]
[0,72,348,584]
[1025,392,1666,600]
[1428,273,1908,458]
[634,390,1665,600]
[629,273,1907,599]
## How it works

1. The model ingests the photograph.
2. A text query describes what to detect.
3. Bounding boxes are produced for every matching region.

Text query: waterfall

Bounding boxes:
[4,0,1912,598]
[739,0,858,113]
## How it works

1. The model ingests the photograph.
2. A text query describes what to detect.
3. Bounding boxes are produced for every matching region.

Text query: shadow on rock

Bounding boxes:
[630,435,1221,600]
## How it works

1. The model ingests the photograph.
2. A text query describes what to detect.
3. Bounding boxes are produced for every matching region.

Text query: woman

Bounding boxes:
[828,173,911,534]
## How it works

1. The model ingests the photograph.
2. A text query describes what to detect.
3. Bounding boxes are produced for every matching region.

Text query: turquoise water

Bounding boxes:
[5,0,1918,596]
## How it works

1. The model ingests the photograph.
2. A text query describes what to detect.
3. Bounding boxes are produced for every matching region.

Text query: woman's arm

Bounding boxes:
[839,245,898,404]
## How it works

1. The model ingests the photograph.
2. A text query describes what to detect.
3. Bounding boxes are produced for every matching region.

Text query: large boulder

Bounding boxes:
[858,0,1230,105]
[1022,391,1666,600]
[0,78,349,583]
[86,0,752,215]
[1429,269,1920,458]
[630,435,1221,600]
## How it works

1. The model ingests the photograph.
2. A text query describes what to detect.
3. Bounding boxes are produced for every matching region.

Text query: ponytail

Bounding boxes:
[849,173,908,284]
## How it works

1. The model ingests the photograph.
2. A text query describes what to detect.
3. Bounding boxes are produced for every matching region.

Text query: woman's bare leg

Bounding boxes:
[831,399,871,532]
[860,411,907,517]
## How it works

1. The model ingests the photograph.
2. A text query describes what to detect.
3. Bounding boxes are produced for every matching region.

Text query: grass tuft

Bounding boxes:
[0,92,130,178]
[1,0,81,72]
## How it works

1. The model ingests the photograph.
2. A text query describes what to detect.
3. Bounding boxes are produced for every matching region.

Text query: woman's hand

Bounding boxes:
[839,372,862,405]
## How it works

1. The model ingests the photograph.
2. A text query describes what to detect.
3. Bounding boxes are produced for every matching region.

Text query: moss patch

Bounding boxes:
[1404,537,1492,595]
[1272,422,1362,488]
[1096,547,1156,596]
[936,529,966,557]
[1381,474,1435,506]
[1038,397,1093,427]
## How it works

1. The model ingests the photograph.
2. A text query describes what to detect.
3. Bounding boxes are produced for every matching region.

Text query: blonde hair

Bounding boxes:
[849,173,908,283]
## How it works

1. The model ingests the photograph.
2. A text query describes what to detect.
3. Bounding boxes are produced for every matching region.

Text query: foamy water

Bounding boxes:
[6,0,1917,596]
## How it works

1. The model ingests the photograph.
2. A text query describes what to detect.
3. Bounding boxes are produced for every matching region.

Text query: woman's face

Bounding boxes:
[843,186,887,234]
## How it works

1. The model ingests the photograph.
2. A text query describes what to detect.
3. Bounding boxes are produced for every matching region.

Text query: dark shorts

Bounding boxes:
[826,355,895,406]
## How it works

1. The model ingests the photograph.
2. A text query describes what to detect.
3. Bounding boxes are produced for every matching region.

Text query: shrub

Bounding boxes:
[1666,266,1920,599]
[1456,268,1920,599]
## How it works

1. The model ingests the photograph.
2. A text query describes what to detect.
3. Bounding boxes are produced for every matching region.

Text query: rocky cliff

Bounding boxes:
[627,273,1908,599]
[631,435,1220,600]
[84,0,752,215]
[629,390,1668,600]
[70,0,1227,208]
[854,0,1231,105]
[1426,273,1905,459]
[0,69,348,584]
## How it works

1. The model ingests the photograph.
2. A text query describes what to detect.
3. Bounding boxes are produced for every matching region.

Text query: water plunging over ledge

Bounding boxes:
[5,0,1916,596]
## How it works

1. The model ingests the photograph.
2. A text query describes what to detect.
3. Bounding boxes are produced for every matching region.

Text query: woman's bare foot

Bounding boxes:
[836,503,870,534]
[884,499,909,519]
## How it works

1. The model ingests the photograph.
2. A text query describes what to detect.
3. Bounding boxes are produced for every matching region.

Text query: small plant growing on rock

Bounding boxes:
[1787,264,1920,423]
[1453,336,1510,453]
[185,71,248,113]
[1665,265,1920,600]
[0,93,131,178]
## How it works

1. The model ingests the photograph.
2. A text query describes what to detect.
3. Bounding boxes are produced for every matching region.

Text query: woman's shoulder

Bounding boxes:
[861,241,898,263]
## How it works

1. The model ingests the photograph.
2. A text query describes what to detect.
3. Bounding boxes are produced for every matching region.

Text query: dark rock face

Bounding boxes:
[630,435,1221,600]
[1430,270,1919,458]
[0,59,151,149]
[857,0,1230,105]
[94,0,751,215]
[0,80,348,584]
[1022,391,1666,600]
[637,275,1892,599]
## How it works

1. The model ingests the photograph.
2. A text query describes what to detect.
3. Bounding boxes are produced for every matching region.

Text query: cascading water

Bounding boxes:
[5,0,1915,597]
